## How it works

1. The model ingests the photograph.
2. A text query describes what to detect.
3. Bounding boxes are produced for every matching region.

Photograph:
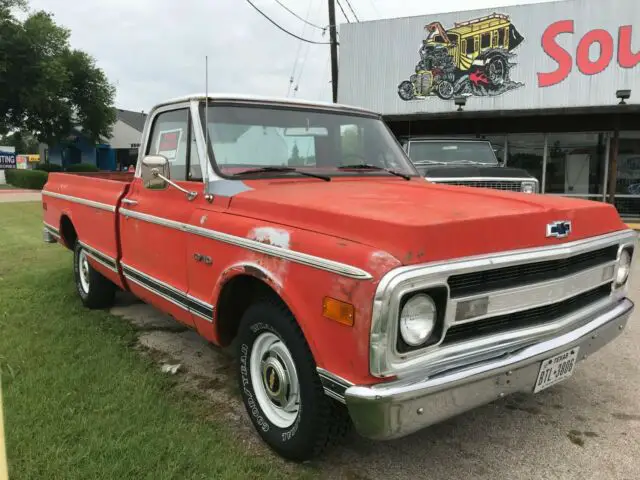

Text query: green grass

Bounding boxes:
[0,203,313,479]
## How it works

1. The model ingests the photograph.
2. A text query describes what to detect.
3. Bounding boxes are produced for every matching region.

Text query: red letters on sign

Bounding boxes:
[576,29,614,75]
[538,20,574,88]
[538,21,640,87]
[618,26,640,69]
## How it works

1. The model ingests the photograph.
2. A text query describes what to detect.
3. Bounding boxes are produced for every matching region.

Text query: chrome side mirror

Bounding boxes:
[141,155,170,190]
[140,154,198,201]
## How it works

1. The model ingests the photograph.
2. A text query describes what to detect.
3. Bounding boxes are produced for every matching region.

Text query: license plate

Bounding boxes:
[533,347,580,394]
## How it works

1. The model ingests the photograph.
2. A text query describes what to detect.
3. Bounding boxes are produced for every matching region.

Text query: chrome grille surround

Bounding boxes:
[426,176,539,193]
[369,229,637,379]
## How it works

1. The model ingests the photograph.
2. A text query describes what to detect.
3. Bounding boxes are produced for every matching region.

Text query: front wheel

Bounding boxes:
[436,80,454,100]
[237,299,350,461]
[73,242,116,309]
[398,81,415,101]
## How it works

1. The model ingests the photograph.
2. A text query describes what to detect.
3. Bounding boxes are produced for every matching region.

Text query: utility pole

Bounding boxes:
[328,0,339,103]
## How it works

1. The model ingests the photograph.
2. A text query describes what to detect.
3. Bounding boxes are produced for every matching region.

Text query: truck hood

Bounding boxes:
[229,178,625,266]
[417,165,535,179]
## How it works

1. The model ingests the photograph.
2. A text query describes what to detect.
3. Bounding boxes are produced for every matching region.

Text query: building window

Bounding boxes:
[615,132,640,219]
[506,134,545,184]
[545,133,606,198]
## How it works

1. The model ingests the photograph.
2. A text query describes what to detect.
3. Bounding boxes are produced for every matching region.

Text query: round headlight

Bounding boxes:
[399,294,437,347]
[522,182,536,194]
[616,249,632,286]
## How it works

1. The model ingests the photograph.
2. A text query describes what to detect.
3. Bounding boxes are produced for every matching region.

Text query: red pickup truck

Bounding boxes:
[42,94,636,461]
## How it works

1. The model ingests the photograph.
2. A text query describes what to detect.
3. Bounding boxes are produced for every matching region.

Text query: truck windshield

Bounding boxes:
[202,103,418,179]
[408,141,499,166]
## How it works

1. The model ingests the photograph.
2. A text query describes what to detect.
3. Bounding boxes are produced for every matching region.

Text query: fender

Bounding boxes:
[211,261,323,363]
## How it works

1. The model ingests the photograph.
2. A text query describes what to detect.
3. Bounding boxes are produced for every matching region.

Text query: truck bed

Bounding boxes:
[42,172,133,288]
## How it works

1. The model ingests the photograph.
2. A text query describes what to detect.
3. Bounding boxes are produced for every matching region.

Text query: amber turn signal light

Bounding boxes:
[322,297,355,326]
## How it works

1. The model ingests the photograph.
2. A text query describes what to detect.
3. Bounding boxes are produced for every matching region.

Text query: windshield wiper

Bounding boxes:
[413,160,449,165]
[234,166,331,182]
[448,160,495,166]
[338,164,412,181]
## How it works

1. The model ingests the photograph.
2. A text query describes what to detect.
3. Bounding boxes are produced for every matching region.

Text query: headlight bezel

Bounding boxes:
[521,180,538,194]
[396,287,447,354]
[615,246,634,287]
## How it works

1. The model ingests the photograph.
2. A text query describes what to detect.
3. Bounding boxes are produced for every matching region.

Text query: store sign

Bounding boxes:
[0,150,16,170]
[539,22,640,87]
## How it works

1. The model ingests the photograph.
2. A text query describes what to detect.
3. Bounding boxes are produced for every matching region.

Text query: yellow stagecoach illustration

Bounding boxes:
[398,13,525,101]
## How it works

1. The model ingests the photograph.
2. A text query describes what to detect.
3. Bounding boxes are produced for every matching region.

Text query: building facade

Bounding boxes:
[338,0,640,219]
[40,109,147,171]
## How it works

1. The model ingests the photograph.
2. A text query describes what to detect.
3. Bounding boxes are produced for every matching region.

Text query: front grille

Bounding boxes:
[438,180,523,192]
[442,284,612,345]
[448,245,618,298]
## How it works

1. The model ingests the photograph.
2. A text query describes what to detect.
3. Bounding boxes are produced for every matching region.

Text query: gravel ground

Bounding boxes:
[111,257,640,480]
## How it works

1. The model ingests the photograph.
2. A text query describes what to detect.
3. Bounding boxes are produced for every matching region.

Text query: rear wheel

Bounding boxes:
[237,299,350,461]
[436,80,454,100]
[73,242,116,309]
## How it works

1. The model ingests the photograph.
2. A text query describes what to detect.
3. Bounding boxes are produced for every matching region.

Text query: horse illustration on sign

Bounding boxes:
[398,13,525,101]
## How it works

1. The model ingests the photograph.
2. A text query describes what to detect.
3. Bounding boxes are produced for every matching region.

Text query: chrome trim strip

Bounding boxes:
[119,208,372,280]
[370,229,638,378]
[448,262,616,325]
[42,191,116,212]
[317,368,354,404]
[426,177,535,183]
[78,241,118,273]
[43,222,60,234]
[121,263,213,322]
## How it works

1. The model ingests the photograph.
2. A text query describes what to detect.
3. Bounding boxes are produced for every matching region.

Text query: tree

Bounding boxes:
[0,0,116,145]
[289,141,303,166]
[0,131,39,153]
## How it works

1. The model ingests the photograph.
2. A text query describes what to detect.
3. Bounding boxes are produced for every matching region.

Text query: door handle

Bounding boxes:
[121,199,138,206]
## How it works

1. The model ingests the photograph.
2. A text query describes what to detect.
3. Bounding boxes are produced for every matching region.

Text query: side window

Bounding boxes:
[481,33,491,49]
[147,109,189,181]
[465,39,474,55]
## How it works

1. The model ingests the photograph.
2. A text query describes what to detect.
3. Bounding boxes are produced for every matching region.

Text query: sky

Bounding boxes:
[28,0,558,112]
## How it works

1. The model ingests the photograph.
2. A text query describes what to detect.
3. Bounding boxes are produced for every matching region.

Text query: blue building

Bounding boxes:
[40,109,147,171]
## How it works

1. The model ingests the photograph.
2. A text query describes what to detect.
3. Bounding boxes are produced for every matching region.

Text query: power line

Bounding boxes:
[287,0,316,96]
[245,0,331,45]
[274,0,327,32]
[343,0,360,21]
[336,0,351,23]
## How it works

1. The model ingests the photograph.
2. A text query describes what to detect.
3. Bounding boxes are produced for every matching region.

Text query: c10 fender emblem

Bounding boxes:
[193,253,213,266]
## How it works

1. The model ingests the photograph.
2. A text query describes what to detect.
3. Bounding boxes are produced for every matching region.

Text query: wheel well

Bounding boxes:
[59,215,77,250]
[216,275,287,347]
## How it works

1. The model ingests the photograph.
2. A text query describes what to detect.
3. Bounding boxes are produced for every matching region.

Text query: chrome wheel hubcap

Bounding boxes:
[250,332,300,428]
[79,249,90,293]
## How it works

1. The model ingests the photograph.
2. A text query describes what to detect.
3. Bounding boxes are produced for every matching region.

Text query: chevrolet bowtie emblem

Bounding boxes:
[546,221,572,239]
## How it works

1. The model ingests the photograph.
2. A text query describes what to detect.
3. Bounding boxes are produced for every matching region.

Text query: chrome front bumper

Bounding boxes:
[345,298,633,440]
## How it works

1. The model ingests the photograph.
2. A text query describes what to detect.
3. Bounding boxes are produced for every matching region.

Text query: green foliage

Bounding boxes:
[0,1,116,144]
[5,169,48,189]
[65,163,99,172]
[0,131,39,153]
[34,162,62,172]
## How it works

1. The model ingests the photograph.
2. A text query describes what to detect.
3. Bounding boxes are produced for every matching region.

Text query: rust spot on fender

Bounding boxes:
[244,265,267,281]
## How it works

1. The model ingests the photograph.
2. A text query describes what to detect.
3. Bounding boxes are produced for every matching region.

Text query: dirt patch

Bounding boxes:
[109,293,258,445]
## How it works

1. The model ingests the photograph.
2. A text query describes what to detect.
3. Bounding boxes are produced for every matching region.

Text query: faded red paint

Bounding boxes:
[42,172,629,386]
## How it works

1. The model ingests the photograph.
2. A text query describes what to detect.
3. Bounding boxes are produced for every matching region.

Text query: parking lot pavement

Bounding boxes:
[111,259,640,480]
[0,191,41,203]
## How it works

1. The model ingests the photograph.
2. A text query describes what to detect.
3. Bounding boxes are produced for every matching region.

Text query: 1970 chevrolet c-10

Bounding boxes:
[42,94,636,461]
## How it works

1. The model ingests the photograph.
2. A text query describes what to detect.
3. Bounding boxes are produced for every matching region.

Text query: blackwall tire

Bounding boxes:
[73,242,116,309]
[237,299,351,461]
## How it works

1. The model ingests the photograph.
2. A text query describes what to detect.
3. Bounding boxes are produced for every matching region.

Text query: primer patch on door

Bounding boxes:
[249,227,290,249]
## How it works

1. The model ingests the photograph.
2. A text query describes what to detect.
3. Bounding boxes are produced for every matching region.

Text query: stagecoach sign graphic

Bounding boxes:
[398,13,525,101]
